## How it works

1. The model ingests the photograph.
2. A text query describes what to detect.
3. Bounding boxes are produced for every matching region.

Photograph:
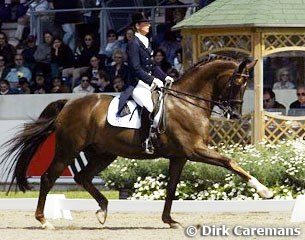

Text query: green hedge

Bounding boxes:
[100,139,305,200]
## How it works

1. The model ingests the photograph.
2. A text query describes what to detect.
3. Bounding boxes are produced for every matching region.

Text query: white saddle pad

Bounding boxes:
[107,96,141,129]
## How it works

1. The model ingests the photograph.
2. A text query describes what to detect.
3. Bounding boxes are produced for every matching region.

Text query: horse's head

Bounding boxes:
[218,59,257,120]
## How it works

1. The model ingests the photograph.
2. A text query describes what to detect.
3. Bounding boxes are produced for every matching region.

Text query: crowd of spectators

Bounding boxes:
[0,0,216,96]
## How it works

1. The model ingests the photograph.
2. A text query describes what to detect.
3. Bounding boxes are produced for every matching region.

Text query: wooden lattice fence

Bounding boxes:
[209,112,305,147]
[263,112,305,144]
[209,113,253,146]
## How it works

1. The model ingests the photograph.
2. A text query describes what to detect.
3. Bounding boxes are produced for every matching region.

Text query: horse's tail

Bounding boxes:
[1,99,68,193]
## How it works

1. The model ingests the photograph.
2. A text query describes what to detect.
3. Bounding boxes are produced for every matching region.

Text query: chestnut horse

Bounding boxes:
[1,55,272,229]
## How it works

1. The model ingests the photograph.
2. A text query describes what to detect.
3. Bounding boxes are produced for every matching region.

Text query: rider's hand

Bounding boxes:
[165,76,174,83]
[153,78,164,88]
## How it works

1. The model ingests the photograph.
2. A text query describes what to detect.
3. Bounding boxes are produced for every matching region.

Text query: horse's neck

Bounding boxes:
[174,67,213,99]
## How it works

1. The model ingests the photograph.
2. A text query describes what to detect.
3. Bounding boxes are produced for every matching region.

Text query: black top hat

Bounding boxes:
[131,12,150,24]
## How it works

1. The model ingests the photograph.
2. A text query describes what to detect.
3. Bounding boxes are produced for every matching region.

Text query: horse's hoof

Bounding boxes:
[167,221,184,229]
[41,220,55,230]
[169,222,183,229]
[96,209,107,225]
[258,188,274,199]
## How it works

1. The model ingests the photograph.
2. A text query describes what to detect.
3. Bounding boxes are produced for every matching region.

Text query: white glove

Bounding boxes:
[153,78,164,88]
[165,76,174,83]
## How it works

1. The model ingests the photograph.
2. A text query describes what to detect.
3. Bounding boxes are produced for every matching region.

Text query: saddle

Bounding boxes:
[106,89,165,132]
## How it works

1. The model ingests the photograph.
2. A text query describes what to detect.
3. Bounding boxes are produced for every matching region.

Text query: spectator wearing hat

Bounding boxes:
[5,54,32,89]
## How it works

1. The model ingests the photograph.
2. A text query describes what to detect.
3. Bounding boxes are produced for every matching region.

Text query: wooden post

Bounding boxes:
[253,31,264,145]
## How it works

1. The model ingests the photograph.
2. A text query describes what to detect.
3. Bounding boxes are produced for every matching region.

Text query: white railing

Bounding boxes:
[0,195,301,221]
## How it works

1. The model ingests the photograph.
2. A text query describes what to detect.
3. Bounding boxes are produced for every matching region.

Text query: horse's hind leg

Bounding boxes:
[73,145,116,225]
[35,153,69,229]
[190,146,273,199]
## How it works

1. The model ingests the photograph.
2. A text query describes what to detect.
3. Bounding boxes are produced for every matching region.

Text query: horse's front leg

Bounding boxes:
[190,145,273,199]
[162,158,186,228]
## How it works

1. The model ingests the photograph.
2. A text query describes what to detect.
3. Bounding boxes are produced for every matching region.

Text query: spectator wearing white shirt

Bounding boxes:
[273,67,295,90]
[73,74,94,93]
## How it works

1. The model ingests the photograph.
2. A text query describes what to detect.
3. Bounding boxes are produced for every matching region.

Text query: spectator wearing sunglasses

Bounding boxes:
[273,67,295,90]
[72,73,94,93]
[263,87,286,111]
[63,34,99,88]
[290,85,305,109]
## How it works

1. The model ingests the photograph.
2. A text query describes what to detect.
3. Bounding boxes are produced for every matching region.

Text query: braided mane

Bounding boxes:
[182,55,239,77]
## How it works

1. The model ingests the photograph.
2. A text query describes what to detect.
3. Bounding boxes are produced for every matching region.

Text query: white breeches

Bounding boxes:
[131,80,153,113]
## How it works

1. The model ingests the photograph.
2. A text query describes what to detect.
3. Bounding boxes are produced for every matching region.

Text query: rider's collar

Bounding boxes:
[135,32,149,49]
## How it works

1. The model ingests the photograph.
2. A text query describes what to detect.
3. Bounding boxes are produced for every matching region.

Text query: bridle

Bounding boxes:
[162,68,250,117]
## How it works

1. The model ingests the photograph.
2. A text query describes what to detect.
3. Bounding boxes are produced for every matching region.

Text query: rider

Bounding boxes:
[127,12,174,154]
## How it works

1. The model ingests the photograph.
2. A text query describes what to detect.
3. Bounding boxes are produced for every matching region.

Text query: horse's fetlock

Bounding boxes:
[35,212,44,221]
[99,200,108,210]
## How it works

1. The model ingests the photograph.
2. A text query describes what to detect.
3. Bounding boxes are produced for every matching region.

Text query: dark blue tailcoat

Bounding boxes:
[118,36,167,113]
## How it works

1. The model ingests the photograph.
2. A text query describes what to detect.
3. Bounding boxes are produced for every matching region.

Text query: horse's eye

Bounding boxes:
[233,78,243,85]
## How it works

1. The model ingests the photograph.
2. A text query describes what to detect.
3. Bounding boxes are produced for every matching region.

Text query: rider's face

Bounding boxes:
[136,22,150,36]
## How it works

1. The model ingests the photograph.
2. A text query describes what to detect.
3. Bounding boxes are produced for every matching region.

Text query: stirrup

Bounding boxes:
[144,138,154,154]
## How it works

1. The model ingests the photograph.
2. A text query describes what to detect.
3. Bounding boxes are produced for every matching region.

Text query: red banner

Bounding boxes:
[27,133,72,176]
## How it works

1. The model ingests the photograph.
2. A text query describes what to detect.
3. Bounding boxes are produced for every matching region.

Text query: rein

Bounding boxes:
[162,86,233,116]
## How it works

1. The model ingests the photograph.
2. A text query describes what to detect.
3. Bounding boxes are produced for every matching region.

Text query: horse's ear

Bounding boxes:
[237,59,248,73]
[246,59,257,71]
[237,58,257,73]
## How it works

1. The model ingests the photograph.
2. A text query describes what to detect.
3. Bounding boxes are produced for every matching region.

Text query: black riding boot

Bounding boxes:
[144,125,156,154]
